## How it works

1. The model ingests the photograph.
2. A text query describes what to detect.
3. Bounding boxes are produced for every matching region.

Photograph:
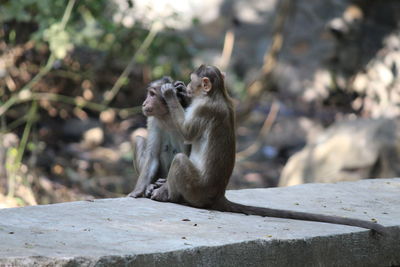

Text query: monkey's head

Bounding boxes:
[142,76,190,118]
[187,65,227,98]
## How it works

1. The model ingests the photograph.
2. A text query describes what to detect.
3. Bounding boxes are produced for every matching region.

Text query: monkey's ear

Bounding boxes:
[202,77,212,93]
[221,72,226,80]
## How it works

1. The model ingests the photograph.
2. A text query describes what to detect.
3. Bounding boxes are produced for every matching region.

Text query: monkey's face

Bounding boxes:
[142,86,169,118]
[187,73,205,97]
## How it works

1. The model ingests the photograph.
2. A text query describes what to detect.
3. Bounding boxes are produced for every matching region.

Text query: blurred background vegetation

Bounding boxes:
[1,0,399,208]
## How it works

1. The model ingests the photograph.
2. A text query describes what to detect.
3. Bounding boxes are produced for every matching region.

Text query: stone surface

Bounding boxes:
[0,178,399,266]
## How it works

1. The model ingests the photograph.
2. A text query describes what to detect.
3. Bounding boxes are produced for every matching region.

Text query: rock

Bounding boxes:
[0,178,399,266]
[279,118,400,186]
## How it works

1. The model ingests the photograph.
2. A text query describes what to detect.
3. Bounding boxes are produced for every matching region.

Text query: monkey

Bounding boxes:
[148,65,387,235]
[128,77,190,198]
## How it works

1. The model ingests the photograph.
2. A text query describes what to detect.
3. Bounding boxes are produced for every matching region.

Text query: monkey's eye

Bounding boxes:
[149,90,156,97]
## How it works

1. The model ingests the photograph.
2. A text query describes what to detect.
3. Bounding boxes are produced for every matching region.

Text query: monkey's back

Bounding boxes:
[199,98,236,194]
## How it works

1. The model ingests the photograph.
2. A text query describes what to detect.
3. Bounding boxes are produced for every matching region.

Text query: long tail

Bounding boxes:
[212,197,387,235]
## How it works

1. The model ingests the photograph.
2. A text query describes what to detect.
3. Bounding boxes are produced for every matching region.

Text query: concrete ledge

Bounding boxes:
[1,178,399,266]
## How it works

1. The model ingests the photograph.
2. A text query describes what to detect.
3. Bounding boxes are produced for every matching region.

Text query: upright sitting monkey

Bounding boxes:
[128,77,190,198]
[148,65,386,234]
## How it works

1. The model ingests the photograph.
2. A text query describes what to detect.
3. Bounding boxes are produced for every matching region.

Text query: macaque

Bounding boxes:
[128,77,190,198]
[149,65,386,234]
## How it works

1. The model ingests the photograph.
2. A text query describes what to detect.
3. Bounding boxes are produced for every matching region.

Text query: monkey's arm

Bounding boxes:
[129,123,162,198]
[161,84,205,142]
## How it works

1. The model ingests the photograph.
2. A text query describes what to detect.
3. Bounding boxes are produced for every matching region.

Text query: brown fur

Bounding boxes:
[128,77,190,198]
[150,65,387,235]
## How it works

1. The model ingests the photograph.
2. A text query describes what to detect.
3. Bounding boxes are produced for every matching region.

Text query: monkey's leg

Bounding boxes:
[128,136,149,198]
[151,153,207,207]
[132,136,147,176]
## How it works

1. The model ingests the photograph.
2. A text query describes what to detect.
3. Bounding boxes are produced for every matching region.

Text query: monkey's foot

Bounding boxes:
[145,184,156,198]
[144,178,166,198]
[128,185,146,198]
[150,186,169,202]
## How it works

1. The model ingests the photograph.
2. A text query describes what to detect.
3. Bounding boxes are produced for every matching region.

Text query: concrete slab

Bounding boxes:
[0,178,399,266]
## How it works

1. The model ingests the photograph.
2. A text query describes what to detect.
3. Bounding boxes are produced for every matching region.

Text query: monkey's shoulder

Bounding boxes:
[187,99,229,118]
[148,116,175,132]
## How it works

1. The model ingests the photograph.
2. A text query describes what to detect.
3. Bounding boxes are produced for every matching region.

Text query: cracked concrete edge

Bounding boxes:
[2,226,400,267]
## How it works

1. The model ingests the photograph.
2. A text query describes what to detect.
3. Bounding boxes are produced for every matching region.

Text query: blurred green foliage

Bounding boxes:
[0,0,194,82]
[0,0,197,206]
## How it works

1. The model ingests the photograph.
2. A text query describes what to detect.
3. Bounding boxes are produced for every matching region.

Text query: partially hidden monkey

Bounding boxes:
[149,65,387,234]
[128,77,191,198]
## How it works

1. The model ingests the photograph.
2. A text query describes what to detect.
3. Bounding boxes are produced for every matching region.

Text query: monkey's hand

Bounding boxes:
[174,81,186,92]
[161,83,175,99]
[174,81,191,107]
